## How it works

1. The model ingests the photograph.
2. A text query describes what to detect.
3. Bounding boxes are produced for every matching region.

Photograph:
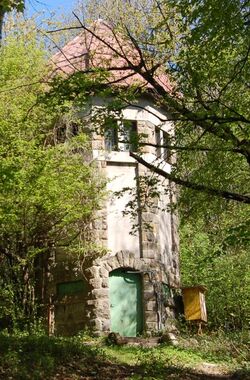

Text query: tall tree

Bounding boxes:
[0,0,24,40]
[0,18,105,328]
[48,0,250,204]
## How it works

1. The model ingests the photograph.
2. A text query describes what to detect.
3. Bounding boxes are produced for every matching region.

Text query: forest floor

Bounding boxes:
[0,331,249,379]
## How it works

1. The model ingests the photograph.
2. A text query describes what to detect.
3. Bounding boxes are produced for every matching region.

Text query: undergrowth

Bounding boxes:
[178,329,250,364]
[0,330,106,380]
[0,329,249,379]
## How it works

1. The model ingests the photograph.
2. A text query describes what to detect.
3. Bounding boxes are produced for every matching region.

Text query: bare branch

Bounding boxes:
[72,12,136,70]
[47,26,83,34]
[130,152,250,204]
[155,0,174,40]
[41,28,81,74]
[47,19,250,164]
[0,80,47,93]
[219,44,250,96]
[138,141,245,154]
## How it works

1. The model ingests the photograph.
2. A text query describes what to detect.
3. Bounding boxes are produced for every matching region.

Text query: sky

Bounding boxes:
[26,0,79,18]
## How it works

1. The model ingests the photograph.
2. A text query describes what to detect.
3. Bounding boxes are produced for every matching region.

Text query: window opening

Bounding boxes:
[70,123,79,137]
[155,127,171,163]
[120,120,138,152]
[162,131,171,162]
[56,125,66,143]
[155,127,162,158]
[56,123,79,143]
[104,123,119,151]
[104,120,138,152]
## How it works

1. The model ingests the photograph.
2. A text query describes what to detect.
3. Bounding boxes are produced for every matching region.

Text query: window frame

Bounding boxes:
[104,119,138,152]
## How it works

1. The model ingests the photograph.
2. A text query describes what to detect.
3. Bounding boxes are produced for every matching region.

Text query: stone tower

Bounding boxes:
[48,20,180,337]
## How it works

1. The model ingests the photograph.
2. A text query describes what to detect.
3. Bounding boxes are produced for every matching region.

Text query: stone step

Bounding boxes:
[106,333,161,346]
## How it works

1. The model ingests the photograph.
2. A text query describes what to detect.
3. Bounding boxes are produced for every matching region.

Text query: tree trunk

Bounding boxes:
[0,7,5,42]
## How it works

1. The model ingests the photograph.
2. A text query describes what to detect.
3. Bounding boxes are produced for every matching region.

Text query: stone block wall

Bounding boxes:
[137,120,156,155]
[84,250,179,336]
[48,247,178,336]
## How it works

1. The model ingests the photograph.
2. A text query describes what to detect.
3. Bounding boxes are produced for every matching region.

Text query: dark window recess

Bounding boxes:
[162,131,171,162]
[104,121,119,151]
[69,123,79,137]
[155,127,162,158]
[155,128,171,163]
[122,120,138,152]
[56,123,79,143]
[56,125,67,143]
[57,280,86,298]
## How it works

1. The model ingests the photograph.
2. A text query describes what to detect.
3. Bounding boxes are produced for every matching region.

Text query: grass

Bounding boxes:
[178,330,250,365]
[0,330,249,379]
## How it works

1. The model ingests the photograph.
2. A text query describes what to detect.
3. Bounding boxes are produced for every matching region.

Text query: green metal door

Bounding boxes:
[109,268,143,337]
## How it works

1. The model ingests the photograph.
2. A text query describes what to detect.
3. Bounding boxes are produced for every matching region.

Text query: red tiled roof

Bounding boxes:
[51,20,172,92]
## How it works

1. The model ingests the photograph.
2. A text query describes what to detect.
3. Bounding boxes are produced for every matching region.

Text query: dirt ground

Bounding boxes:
[51,358,248,380]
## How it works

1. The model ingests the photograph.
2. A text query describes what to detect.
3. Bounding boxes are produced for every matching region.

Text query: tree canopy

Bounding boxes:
[0,18,105,328]
[47,0,250,205]
[0,0,24,39]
